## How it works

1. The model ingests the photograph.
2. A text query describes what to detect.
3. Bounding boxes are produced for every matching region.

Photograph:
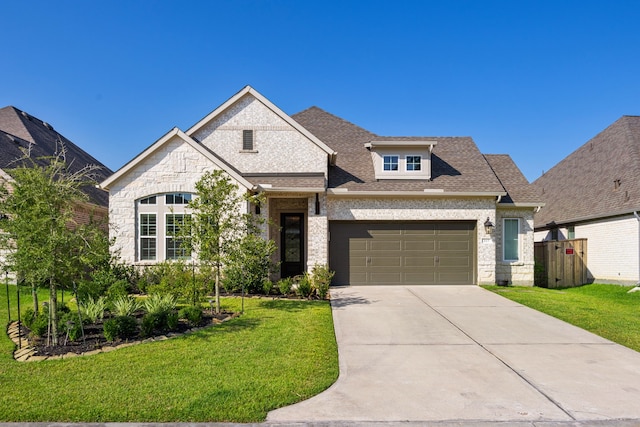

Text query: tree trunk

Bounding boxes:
[49,276,58,346]
[214,261,221,314]
[32,283,39,314]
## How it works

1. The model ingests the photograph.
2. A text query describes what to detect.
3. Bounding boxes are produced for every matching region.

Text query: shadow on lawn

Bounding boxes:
[257,299,327,312]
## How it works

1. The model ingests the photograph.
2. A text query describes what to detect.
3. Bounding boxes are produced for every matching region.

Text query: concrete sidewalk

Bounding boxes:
[267,286,640,425]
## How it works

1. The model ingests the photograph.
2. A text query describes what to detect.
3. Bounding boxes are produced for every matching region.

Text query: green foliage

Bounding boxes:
[178,306,203,327]
[29,312,49,337]
[141,311,178,337]
[277,277,293,296]
[103,316,137,342]
[60,312,83,342]
[262,278,274,295]
[105,280,130,302]
[311,264,335,300]
[22,307,37,329]
[80,296,106,323]
[295,273,314,299]
[223,233,277,294]
[143,293,177,315]
[0,153,109,345]
[110,295,142,317]
[137,261,208,305]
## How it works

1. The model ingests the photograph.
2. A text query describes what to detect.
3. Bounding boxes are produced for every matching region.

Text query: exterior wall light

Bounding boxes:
[484,217,494,235]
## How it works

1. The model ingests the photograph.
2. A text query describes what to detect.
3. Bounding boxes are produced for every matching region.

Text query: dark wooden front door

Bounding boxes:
[281,213,304,278]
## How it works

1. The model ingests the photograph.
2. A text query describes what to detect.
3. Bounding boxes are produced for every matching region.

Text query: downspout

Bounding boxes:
[632,212,640,292]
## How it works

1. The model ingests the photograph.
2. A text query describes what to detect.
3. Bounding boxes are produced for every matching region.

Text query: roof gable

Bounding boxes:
[484,154,541,205]
[533,115,640,227]
[187,86,336,162]
[99,128,254,191]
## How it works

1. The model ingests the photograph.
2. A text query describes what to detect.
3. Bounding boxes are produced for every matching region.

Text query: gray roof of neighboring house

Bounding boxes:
[484,154,541,204]
[292,107,537,202]
[532,115,640,228]
[0,106,112,207]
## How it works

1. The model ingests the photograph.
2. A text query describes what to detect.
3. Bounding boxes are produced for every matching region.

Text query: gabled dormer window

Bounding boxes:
[365,140,436,180]
[243,129,254,151]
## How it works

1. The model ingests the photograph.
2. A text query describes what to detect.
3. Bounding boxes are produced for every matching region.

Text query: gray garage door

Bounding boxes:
[329,221,476,285]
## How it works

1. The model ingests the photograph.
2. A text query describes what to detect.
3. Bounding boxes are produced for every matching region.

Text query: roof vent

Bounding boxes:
[20,111,31,120]
[42,122,53,131]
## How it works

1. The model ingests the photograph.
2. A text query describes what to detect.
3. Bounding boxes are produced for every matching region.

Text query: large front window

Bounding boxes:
[503,218,520,261]
[137,193,193,262]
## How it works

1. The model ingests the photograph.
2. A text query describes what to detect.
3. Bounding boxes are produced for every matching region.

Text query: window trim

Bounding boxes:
[503,218,520,262]
[383,155,399,171]
[406,155,422,171]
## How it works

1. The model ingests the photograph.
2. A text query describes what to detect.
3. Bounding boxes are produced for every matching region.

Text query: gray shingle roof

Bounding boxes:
[484,154,541,204]
[292,107,535,198]
[0,106,113,207]
[532,115,640,228]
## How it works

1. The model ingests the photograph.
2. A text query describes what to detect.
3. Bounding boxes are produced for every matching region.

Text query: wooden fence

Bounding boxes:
[534,239,588,288]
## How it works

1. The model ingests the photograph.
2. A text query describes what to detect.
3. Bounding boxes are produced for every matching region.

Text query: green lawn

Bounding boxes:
[484,284,640,352]
[0,286,339,422]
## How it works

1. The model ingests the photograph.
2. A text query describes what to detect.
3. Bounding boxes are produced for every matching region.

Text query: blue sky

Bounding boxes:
[2,0,639,182]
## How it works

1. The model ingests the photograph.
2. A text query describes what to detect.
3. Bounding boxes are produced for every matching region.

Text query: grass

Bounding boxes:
[0,285,338,422]
[484,284,640,352]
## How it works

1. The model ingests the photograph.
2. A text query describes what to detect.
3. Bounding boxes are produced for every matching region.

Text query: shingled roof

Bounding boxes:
[484,154,541,205]
[292,107,536,202]
[532,115,640,228]
[0,106,112,207]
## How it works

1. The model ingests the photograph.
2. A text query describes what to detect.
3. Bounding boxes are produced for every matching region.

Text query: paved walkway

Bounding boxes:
[267,286,640,425]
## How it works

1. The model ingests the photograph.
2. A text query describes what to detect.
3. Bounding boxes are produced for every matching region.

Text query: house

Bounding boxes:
[0,106,113,278]
[533,115,640,285]
[100,86,542,286]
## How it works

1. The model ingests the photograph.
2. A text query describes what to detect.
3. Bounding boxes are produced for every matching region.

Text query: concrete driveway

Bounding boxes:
[267,285,640,424]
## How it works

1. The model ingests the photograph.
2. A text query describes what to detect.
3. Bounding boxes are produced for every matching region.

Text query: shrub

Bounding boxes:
[141,311,178,337]
[312,264,334,300]
[29,313,49,338]
[60,312,83,342]
[167,312,179,330]
[277,277,293,296]
[296,273,314,299]
[143,293,177,315]
[81,296,106,323]
[106,280,130,301]
[178,306,203,327]
[103,316,137,341]
[77,269,119,302]
[223,234,277,294]
[22,307,37,329]
[111,295,142,317]
[262,278,274,295]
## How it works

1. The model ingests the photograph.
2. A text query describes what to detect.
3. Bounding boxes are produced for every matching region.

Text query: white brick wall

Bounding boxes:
[193,95,328,175]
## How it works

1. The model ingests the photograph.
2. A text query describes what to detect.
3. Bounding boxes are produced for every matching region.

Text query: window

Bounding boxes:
[568,226,575,239]
[166,214,190,259]
[383,155,399,171]
[503,218,519,261]
[140,196,156,205]
[243,129,254,151]
[140,214,157,260]
[406,155,422,171]
[166,193,192,205]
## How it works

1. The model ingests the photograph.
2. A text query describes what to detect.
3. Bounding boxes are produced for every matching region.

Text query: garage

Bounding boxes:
[329,221,476,285]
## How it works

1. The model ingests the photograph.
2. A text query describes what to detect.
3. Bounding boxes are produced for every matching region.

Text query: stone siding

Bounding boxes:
[193,95,327,175]
[108,135,247,264]
[327,196,498,285]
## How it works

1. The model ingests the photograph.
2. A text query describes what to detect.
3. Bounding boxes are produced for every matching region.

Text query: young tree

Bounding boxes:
[0,152,105,345]
[181,170,269,313]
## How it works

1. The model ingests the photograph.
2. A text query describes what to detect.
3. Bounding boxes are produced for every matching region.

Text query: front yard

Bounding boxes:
[484,284,640,352]
[0,287,338,422]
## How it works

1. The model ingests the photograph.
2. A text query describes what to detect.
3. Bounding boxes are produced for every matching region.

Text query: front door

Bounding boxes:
[281,213,304,278]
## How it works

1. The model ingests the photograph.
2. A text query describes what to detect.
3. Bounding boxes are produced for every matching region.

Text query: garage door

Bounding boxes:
[329,221,475,285]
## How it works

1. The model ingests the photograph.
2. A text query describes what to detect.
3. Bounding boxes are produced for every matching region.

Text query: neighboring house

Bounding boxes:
[533,115,640,285]
[0,106,113,277]
[100,86,542,286]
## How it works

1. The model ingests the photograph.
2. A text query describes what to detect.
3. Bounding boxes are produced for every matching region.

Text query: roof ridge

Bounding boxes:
[292,106,379,137]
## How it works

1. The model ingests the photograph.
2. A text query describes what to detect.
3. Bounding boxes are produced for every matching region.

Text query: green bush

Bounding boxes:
[277,277,293,296]
[178,306,203,327]
[106,280,130,301]
[143,293,177,315]
[22,307,37,329]
[167,312,179,330]
[103,316,137,341]
[296,274,314,299]
[311,264,335,300]
[262,278,274,295]
[29,313,49,337]
[141,311,177,337]
[111,295,142,317]
[223,234,277,294]
[60,312,83,342]
[80,296,106,323]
